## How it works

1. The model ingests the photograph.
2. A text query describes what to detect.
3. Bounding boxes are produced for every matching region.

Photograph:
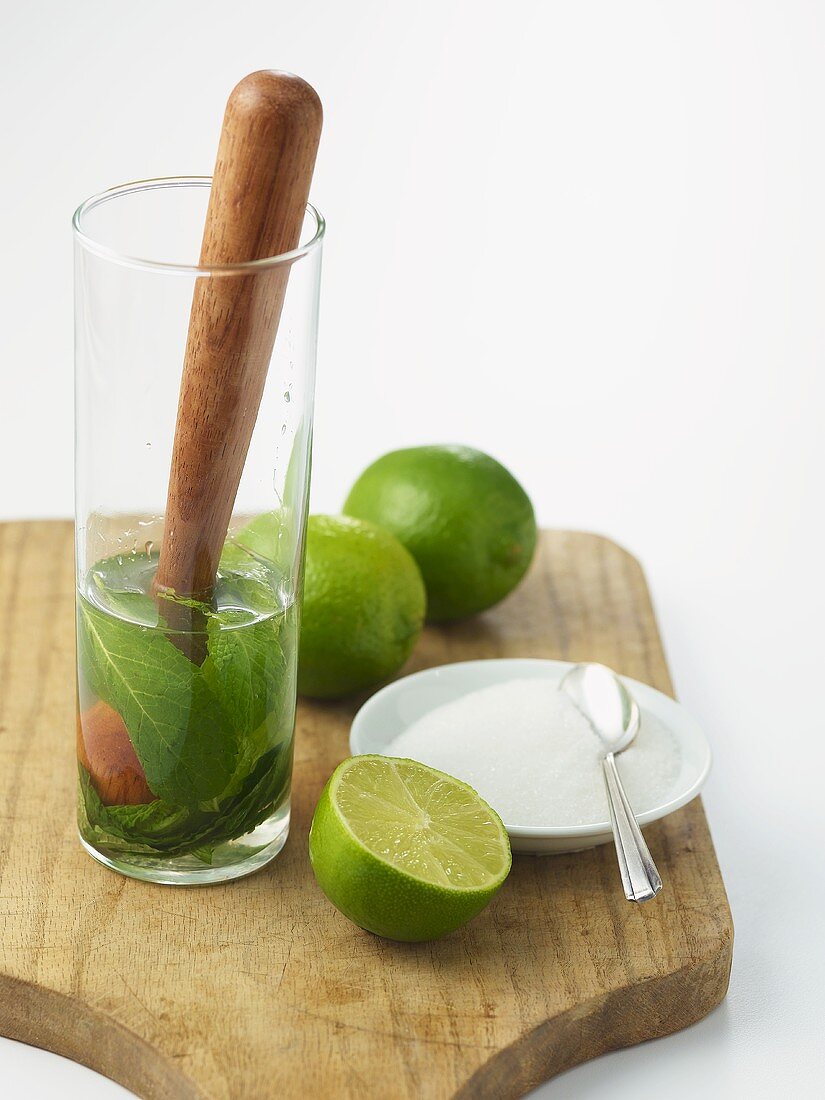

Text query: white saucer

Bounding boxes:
[349,658,712,854]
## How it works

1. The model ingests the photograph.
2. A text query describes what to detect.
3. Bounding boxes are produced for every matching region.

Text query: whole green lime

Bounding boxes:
[343,445,537,622]
[309,756,511,942]
[298,515,426,699]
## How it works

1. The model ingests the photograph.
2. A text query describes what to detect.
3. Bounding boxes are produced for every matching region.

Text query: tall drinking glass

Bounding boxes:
[73,178,323,884]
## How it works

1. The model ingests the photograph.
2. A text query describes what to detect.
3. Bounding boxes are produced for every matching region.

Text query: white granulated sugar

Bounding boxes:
[385,678,680,828]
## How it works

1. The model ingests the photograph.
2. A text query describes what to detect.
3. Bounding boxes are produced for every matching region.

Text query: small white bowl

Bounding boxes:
[349,658,712,854]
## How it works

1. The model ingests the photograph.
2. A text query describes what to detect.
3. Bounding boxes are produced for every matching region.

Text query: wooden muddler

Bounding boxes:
[155,71,322,624]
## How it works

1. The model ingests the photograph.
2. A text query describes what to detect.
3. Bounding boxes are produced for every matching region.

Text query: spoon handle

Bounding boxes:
[602,752,663,902]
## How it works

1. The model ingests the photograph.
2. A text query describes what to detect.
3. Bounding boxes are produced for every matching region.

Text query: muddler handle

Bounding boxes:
[155,71,322,614]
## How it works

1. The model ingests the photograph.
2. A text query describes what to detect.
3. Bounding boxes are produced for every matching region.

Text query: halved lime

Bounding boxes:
[308,756,512,941]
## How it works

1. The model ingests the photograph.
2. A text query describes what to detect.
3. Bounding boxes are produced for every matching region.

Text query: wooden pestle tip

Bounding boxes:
[227,70,323,129]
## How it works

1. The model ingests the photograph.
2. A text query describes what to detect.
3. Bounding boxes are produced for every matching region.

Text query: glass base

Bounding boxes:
[78,805,291,885]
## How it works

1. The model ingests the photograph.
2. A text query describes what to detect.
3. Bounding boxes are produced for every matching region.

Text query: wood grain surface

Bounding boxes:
[0,522,733,1099]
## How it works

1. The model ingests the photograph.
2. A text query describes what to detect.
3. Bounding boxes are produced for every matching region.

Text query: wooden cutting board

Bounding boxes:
[0,521,732,1099]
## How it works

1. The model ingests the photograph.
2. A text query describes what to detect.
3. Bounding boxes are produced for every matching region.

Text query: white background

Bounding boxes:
[1,1,823,1096]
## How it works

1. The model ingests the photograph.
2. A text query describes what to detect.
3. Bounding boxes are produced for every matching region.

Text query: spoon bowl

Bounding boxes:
[560,662,640,755]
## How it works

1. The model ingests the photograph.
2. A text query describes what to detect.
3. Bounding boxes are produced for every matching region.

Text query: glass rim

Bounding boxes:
[72,176,325,275]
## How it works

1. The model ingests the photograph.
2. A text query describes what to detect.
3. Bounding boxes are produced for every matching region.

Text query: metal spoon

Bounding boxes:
[560,662,663,902]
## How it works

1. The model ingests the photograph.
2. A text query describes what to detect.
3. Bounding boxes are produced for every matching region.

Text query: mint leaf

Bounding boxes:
[190,845,216,864]
[78,768,197,852]
[201,610,296,805]
[206,742,293,844]
[78,737,292,857]
[78,546,298,856]
[78,600,238,807]
[203,613,285,737]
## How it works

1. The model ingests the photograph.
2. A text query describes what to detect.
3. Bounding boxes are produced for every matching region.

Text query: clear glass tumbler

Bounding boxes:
[73,178,323,884]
